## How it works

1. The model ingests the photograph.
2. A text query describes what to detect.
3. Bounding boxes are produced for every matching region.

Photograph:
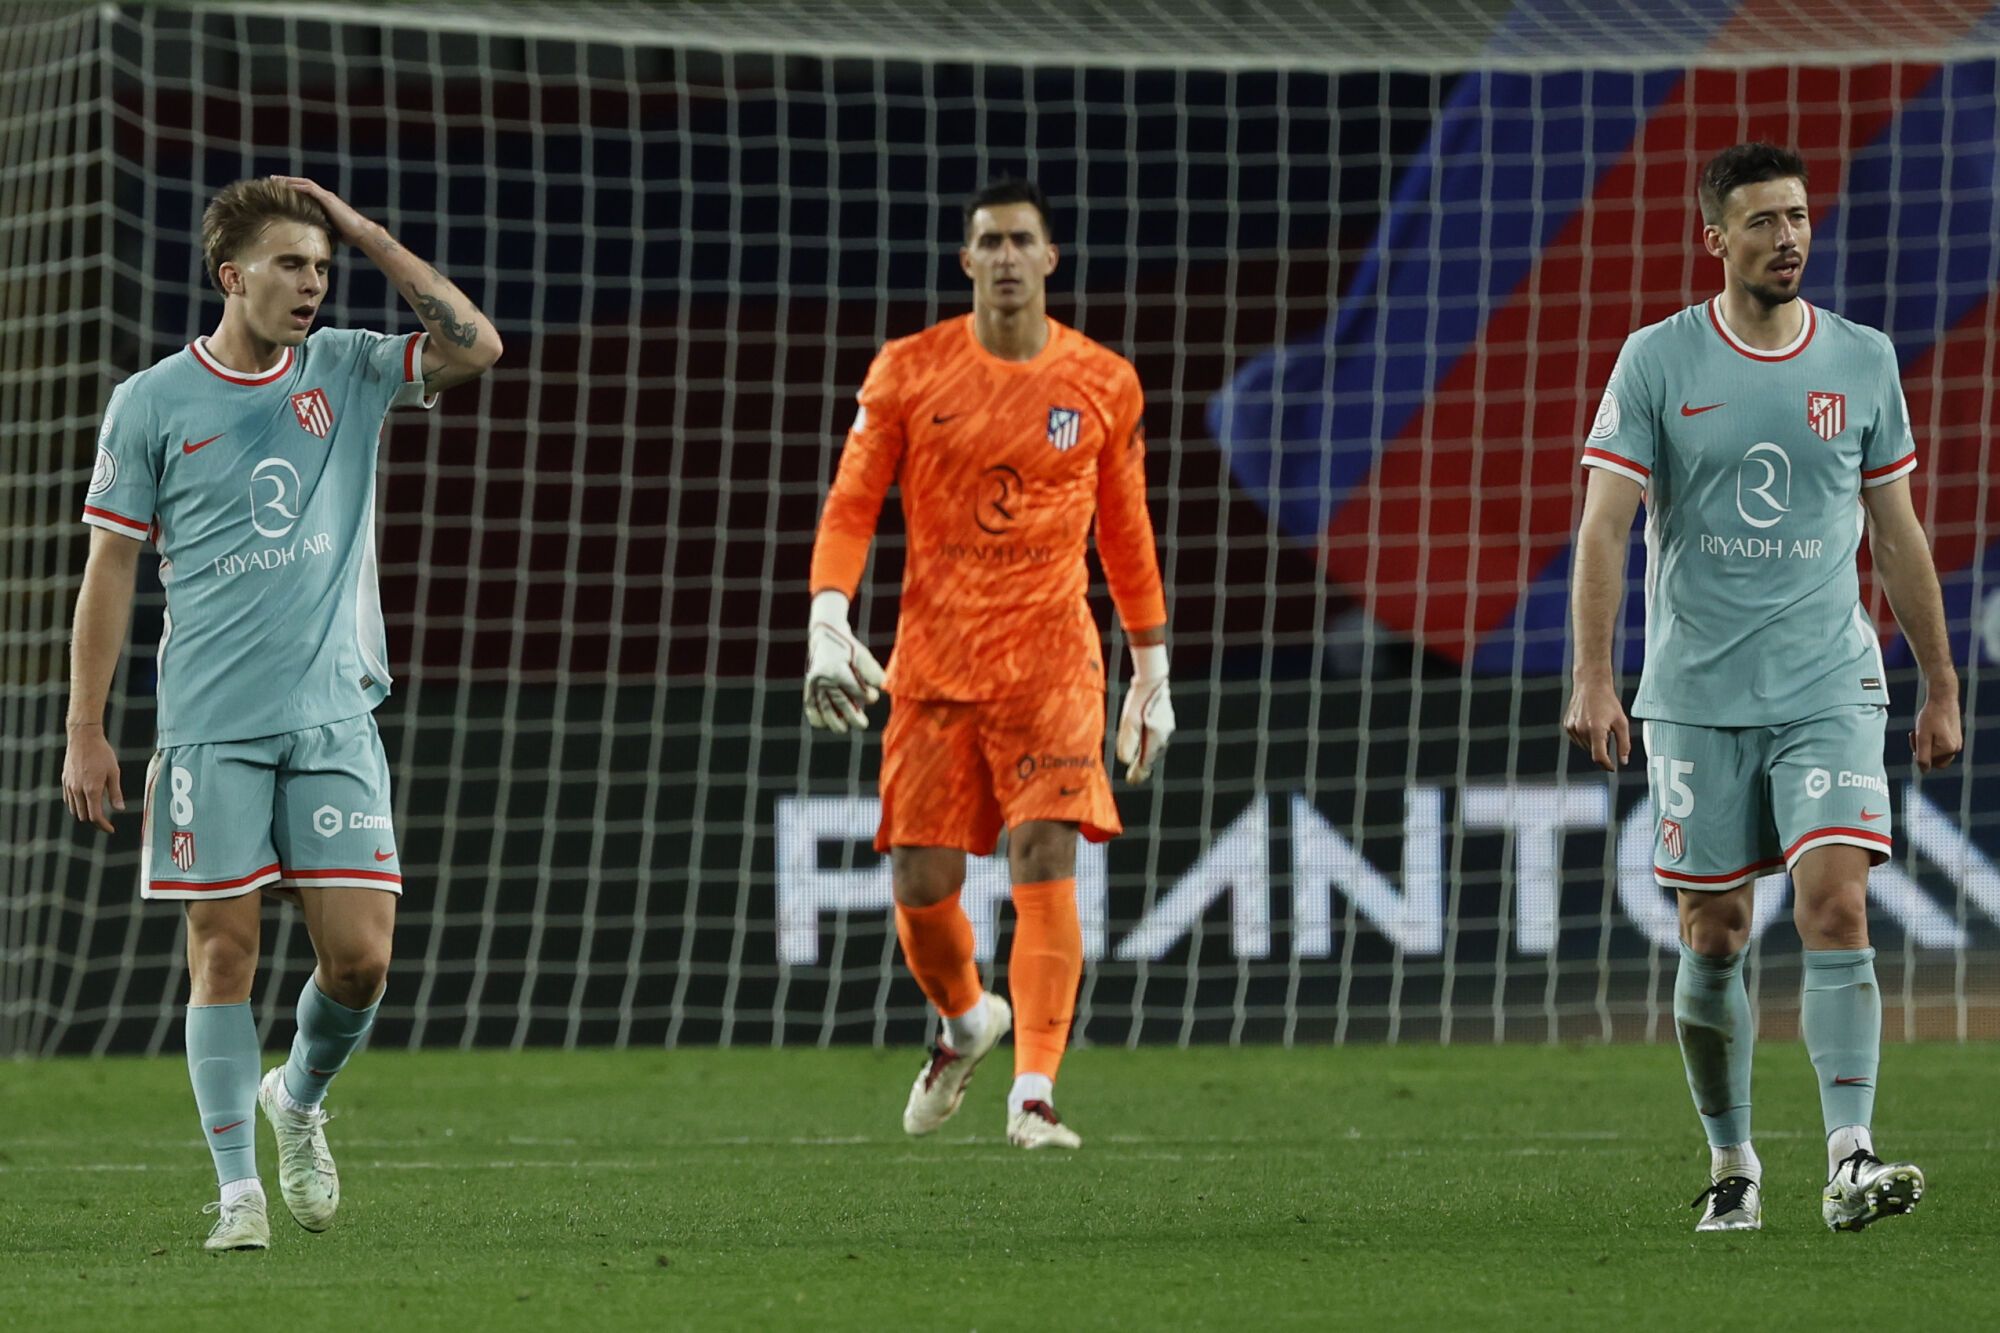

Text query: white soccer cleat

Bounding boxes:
[259,1067,340,1232]
[1006,1099,1083,1151]
[1823,1150,1924,1232]
[1690,1175,1761,1232]
[201,1193,270,1252]
[903,995,1011,1137]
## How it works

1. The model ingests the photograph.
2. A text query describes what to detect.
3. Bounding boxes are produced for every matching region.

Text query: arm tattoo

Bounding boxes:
[411,289,480,349]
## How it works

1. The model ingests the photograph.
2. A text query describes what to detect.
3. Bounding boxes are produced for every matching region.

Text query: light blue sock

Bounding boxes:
[1801,947,1880,1136]
[1674,944,1754,1147]
[185,1002,261,1187]
[281,975,379,1109]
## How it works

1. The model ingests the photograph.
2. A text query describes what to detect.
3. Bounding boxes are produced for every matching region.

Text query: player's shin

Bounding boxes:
[893,891,984,1030]
[281,974,380,1111]
[1007,878,1081,1106]
[1673,944,1755,1157]
[1802,947,1881,1170]
[186,1002,263,1190]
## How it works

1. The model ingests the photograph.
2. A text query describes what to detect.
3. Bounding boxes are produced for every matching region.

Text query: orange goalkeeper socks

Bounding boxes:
[894,891,984,1022]
[1008,878,1082,1080]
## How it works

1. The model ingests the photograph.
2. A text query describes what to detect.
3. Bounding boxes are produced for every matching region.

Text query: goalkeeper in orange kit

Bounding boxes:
[804,179,1172,1149]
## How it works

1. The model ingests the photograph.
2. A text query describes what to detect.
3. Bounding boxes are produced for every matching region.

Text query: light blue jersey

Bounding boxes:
[83,329,433,745]
[1582,300,1917,727]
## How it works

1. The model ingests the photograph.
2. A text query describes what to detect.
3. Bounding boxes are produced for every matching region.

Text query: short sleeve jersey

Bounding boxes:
[82,329,433,745]
[810,315,1166,701]
[1581,300,1917,726]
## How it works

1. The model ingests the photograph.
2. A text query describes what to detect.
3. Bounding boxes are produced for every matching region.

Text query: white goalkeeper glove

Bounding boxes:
[1116,643,1174,783]
[803,590,886,734]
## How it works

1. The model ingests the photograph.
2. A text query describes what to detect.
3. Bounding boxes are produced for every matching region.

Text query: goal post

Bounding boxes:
[4,0,2000,1056]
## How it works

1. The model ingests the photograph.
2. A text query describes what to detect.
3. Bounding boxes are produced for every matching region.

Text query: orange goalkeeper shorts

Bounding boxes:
[875,687,1121,855]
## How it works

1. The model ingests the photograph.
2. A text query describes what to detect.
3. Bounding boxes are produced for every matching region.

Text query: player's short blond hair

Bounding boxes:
[201,179,332,295]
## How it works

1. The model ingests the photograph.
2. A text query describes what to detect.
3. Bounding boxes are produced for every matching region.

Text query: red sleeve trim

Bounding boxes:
[83,505,150,537]
[403,331,423,383]
[1862,451,1917,481]
[1581,447,1650,478]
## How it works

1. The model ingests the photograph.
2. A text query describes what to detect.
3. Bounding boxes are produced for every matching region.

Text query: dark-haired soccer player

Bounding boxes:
[805,180,1171,1149]
[62,177,501,1249]
[1565,143,1959,1232]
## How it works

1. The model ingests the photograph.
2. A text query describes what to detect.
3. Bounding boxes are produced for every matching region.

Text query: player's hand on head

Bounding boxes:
[803,591,885,735]
[1117,644,1173,783]
[269,175,369,243]
[1562,680,1630,772]
[60,725,124,835]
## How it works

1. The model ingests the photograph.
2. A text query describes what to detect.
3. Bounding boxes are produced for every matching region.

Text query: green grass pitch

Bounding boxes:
[2,1043,1995,1330]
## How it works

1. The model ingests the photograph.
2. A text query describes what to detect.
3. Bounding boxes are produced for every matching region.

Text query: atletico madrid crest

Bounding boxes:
[170,829,196,871]
[1661,818,1685,864]
[292,387,334,439]
[1047,406,1081,452]
[1807,390,1845,441]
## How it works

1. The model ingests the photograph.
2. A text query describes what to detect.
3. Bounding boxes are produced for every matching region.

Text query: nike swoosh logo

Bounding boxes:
[1059,786,1082,797]
[931,413,959,424]
[1833,1076,1872,1086]
[309,1067,337,1077]
[182,433,225,454]
[1860,810,1885,822]
[374,848,396,861]
[1679,402,1725,417]
[212,1119,247,1134]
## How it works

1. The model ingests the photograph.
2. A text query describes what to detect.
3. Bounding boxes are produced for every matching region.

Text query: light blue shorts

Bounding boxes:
[140,713,402,900]
[1642,705,1892,893]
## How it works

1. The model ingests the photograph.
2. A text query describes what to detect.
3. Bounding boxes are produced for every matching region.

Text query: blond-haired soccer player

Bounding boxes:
[1566,143,1958,1232]
[61,177,501,1248]
[806,180,1171,1149]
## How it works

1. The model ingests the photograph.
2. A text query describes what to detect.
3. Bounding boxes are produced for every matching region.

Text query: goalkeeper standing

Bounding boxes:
[805,180,1172,1150]
[60,177,501,1249]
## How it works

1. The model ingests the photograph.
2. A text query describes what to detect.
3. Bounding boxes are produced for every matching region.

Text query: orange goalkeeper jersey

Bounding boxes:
[810,314,1166,702]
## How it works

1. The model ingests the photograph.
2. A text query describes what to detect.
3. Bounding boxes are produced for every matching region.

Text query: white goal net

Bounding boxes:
[5,0,2000,1055]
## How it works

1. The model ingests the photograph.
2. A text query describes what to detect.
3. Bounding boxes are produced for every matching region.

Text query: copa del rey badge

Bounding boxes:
[170,830,196,872]
[1807,390,1845,441]
[292,387,334,439]
[1661,818,1685,864]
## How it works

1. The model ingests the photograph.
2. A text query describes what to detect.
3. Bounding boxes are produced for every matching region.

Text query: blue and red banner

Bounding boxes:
[1209,1,2000,676]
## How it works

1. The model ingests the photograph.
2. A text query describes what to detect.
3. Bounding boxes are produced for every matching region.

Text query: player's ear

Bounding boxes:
[959,245,974,279]
[1041,240,1058,276]
[1702,224,1726,261]
[218,260,242,296]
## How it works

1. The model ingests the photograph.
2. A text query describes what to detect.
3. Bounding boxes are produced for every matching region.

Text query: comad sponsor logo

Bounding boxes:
[1017,752,1093,782]
[1804,767,1888,800]
[1735,441,1791,529]
[975,464,1024,535]
[312,804,392,837]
